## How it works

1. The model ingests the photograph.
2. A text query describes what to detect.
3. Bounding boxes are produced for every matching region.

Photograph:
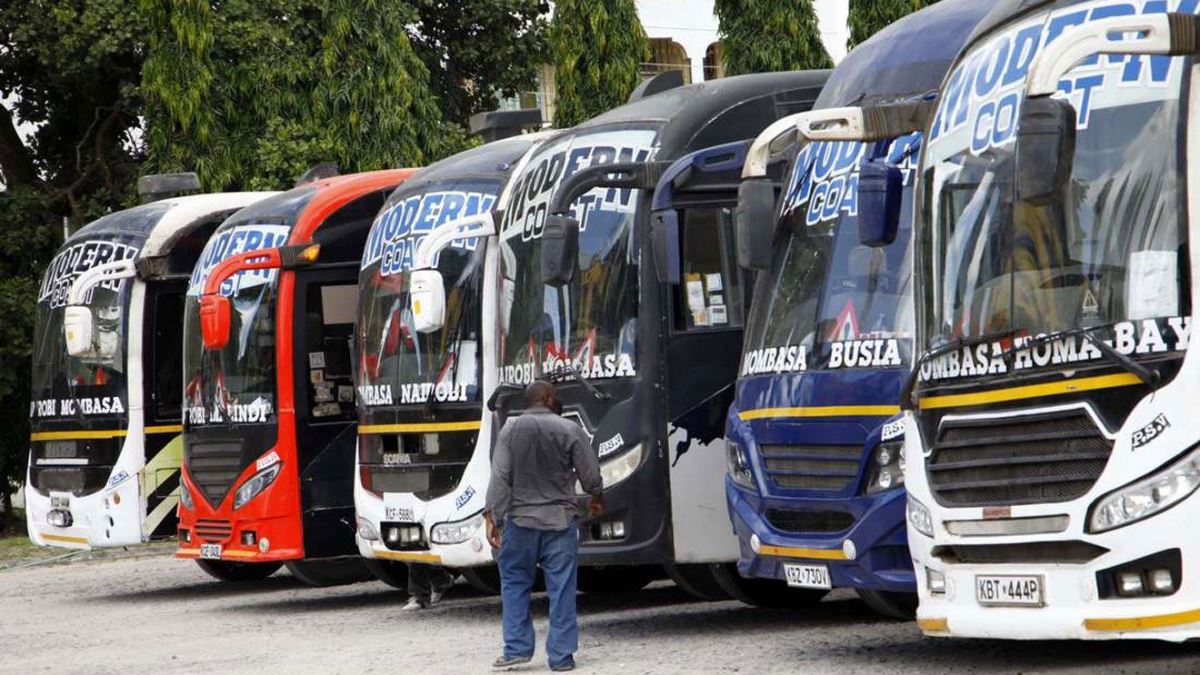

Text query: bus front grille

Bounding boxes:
[194,519,233,542]
[185,441,245,508]
[928,408,1112,507]
[758,444,861,492]
[765,508,855,534]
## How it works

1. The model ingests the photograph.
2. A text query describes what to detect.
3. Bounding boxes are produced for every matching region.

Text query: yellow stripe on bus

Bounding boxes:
[40,532,89,545]
[30,425,182,442]
[756,544,849,561]
[1085,608,1200,632]
[918,373,1142,410]
[372,549,443,564]
[738,405,901,421]
[358,421,482,435]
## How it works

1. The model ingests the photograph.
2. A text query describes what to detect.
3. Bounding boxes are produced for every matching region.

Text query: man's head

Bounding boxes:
[525,380,559,412]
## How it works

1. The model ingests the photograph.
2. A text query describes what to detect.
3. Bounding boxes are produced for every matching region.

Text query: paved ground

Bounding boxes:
[2,549,1200,674]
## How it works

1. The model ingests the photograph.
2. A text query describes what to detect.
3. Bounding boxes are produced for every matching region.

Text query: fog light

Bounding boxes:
[385,526,402,545]
[842,539,857,561]
[750,533,761,554]
[927,568,946,595]
[611,521,625,538]
[1117,571,1144,596]
[1149,569,1175,595]
[877,469,894,490]
[357,516,380,541]
[599,522,613,539]
[47,509,73,528]
[180,528,192,544]
[241,531,257,546]
[51,495,70,509]
[384,525,422,547]
[259,537,271,553]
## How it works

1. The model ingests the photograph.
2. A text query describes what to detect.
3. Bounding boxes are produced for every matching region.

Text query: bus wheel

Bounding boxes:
[664,563,730,601]
[195,559,282,582]
[461,565,502,595]
[284,558,373,587]
[856,588,917,620]
[710,564,826,609]
[363,559,410,590]
[577,565,658,595]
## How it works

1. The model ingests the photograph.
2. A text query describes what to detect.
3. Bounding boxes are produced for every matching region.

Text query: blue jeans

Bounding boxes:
[498,520,578,668]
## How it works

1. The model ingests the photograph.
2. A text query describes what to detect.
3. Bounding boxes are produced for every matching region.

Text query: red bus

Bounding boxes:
[177,169,416,584]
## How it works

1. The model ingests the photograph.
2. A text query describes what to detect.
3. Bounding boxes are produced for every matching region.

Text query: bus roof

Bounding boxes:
[291,168,418,243]
[815,0,992,108]
[573,71,829,161]
[394,132,558,194]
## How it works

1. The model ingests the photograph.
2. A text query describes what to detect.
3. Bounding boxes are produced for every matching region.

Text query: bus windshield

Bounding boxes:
[356,178,500,409]
[496,126,658,384]
[742,137,918,377]
[919,1,1191,384]
[182,189,312,427]
[30,233,145,427]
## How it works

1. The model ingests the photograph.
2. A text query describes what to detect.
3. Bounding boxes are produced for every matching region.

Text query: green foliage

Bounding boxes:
[550,0,648,128]
[848,0,940,49]
[715,0,833,75]
[409,0,550,126]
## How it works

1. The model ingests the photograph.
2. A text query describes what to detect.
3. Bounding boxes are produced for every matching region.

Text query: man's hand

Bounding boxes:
[587,494,605,518]
[484,512,502,549]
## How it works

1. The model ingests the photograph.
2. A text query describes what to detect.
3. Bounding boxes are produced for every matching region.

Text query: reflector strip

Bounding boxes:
[30,425,183,442]
[1085,608,1200,632]
[40,532,88,545]
[372,549,442,564]
[359,421,482,435]
[917,617,949,633]
[739,405,900,421]
[756,544,848,561]
[919,373,1141,410]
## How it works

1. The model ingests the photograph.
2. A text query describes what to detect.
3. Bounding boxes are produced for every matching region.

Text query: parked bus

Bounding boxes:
[723,0,989,614]
[411,73,828,595]
[353,132,556,589]
[904,0,1200,640]
[178,169,415,584]
[27,177,273,549]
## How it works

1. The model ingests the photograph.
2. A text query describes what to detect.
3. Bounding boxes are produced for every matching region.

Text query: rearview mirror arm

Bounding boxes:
[548,161,672,215]
[411,213,497,272]
[66,258,138,307]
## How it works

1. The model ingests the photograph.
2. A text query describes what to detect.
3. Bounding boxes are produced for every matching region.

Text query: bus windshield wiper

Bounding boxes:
[900,329,1020,410]
[1001,324,1159,386]
[544,363,611,401]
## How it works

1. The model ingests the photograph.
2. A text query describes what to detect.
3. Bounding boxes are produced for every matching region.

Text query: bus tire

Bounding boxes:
[363,558,410,590]
[856,588,918,620]
[664,563,731,601]
[195,559,282,582]
[710,563,826,609]
[284,558,373,587]
[461,565,503,595]
[577,565,657,595]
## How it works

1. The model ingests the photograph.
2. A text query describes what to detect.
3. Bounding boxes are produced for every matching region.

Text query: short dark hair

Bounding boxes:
[525,380,556,407]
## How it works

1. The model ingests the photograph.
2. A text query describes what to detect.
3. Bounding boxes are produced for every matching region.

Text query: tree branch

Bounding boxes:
[0,101,37,188]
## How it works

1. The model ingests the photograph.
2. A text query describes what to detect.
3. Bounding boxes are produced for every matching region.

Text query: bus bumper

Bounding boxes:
[24,469,143,549]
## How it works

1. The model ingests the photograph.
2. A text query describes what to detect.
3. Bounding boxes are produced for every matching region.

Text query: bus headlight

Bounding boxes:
[575,444,645,495]
[867,441,905,494]
[179,483,194,511]
[907,494,933,538]
[233,463,282,511]
[726,441,756,490]
[430,512,484,545]
[1089,445,1200,533]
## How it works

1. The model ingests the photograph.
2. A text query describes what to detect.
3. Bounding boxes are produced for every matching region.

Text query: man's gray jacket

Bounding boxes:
[484,406,603,531]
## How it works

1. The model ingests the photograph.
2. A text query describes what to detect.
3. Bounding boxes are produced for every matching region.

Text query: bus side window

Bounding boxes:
[305,282,358,421]
[676,207,744,331]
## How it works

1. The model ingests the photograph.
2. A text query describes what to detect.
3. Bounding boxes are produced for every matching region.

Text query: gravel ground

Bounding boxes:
[2,550,1200,675]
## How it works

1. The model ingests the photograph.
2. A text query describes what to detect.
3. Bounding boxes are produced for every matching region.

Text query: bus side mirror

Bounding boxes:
[410,269,447,334]
[651,210,681,285]
[199,295,232,351]
[63,306,94,357]
[735,178,777,271]
[858,162,903,248]
[541,214,579,287]
[1017,96,1076,206]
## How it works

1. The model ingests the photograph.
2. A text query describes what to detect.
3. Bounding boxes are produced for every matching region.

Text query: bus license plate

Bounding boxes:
[784,563,832,590]
[200,543,222,560]
[975,575,1043,607]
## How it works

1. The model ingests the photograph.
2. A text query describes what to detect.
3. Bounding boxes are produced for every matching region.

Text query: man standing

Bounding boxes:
[485,381,603,672]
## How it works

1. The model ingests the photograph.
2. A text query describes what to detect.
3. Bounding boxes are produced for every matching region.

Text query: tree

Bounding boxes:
[715,0,833,76]
[409,0,550,127]
[550,0,648,128]
[849,0,940,49]
[141,0,466,191]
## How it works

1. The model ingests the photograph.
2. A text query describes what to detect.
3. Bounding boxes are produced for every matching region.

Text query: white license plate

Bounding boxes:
[199,543,222,560]
[975,574,1044,607]
[783,563,832,590]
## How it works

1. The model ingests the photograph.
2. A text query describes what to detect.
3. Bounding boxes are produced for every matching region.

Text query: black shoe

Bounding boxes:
[491,654,532,670]
[550,658,576,671]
